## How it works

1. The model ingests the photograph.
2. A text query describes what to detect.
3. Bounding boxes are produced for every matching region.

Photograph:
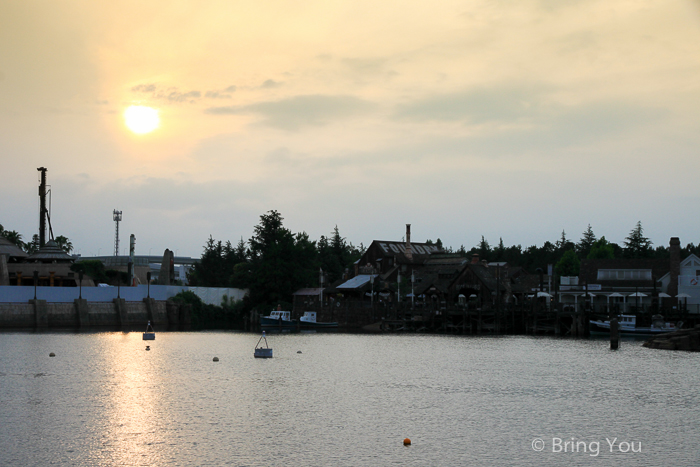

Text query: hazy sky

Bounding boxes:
[2,0,699,258]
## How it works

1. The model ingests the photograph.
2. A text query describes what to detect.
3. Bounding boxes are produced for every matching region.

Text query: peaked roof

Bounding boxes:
[681,254,700,268]
[25,240,74,263]
[0,235,28,259]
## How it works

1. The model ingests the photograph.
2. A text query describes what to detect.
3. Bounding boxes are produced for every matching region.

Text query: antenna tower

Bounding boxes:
[113,210,122,256]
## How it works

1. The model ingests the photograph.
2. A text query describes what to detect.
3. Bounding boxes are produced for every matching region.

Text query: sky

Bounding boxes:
[1,0,700,258]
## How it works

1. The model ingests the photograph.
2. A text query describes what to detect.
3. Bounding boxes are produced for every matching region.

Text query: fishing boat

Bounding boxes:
[299,312,338,330]
[254,331,273,358]
[260,309,298,331]
[142,321,155,340]
[589,314,677,335]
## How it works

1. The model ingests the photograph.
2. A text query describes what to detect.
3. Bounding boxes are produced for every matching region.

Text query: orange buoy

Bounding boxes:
[403,438,411,446]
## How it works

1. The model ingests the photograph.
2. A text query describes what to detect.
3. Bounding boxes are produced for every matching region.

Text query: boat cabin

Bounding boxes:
[300,312,317,323]
[267,310,291,321]
[619,315,636,327]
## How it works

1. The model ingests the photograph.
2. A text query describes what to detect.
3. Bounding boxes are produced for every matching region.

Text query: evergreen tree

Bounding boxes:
[478,236,491,259]
[189,236,227,287]
[556,230,576,254]
[577,225,596,258]
[493,237,505,261]
[246,210,319,309]
[624,221,653,258]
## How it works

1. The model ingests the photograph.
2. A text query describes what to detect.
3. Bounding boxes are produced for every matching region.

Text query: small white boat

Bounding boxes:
[590,314,676,335]
[254,331,273,358]
[299,311,338,330]
[142,321,155,340]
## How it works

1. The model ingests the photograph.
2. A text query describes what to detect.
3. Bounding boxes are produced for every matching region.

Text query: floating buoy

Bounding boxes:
[213,357,219,362]
[145,346,150,351]
[403,438,411,446]
[297,351,302,354]
[49,352,55,357]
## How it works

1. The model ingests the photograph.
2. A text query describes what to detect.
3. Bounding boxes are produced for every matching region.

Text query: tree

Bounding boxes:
[318,226,362,285]
[587,236,615,259]
[0,224,23,247]
[493,238,505,261]
[24,234,40,254]
[478,236,491,259]
[556,230,576,255]
[188,236,226,287]
[555,249,580,276]
[54,235,73,254]
[71,260,109,283]
[624,221,653,258]
[577,225,596,258]
[247,210,307,309]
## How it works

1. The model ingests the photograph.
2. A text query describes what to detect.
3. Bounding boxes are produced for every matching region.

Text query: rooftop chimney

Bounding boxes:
[471,253,479,264]
[405,224,413,261]
[669,237,681,298]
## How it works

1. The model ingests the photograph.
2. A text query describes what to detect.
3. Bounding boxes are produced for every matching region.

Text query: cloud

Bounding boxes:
[129,84,203,103]
[341,57,389,74]
[205,90,232,99]
[224,85,237,93]
[160,90,201,102]
[131,84,156,93]
[393,84,550,124]
[261,79,282,89]
[205,94,375,130]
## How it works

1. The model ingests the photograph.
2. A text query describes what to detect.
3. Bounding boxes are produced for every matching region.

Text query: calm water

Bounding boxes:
[1,331,699,466]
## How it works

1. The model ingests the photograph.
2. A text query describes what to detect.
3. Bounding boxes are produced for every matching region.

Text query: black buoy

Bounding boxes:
[49,352,55,357]
[145,346,150,351]
[213,357,219,362]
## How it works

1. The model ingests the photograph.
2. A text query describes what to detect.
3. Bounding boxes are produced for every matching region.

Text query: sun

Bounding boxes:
[124,105,160,134]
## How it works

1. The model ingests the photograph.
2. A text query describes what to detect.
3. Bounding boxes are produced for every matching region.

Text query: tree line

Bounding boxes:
[189,215,700,315]
[187,210,365,314]
[443,221,699,277]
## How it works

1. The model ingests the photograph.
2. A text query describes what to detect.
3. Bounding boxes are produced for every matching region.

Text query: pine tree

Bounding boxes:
[577,225,596,258]
[624,221,653,258]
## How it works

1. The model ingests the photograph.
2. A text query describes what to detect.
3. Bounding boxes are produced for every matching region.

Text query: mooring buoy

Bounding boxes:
[403,438,411,446]
[49,352,55,357]
[297,351,302,354]
[213,357,219,362]
[145,346,150,351]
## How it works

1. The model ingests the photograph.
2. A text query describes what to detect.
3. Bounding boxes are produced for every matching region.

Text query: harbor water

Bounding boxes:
[1,332,699,466]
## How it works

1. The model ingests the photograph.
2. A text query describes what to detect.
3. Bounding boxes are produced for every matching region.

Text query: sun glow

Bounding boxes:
[124,106,160,134]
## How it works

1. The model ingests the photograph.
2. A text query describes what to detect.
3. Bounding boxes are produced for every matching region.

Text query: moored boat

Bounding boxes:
[589,314,677,336]
[260,309,298,331]
[299,311,338,330]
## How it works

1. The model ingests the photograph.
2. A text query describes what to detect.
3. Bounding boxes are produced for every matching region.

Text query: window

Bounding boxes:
[597,269,652,281]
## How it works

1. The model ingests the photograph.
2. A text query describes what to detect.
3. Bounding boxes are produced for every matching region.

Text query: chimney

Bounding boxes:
[669,237,681,298]
[405,224,413,261]
[471,254,479,264]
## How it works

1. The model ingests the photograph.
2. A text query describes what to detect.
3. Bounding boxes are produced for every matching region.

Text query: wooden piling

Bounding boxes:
[610,318,619,350]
